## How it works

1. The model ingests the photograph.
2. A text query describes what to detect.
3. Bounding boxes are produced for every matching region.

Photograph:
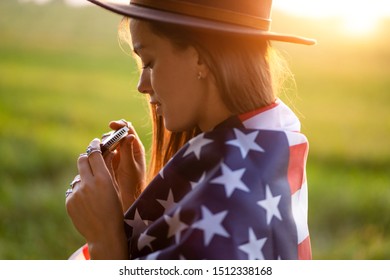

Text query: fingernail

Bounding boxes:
[121,119,132,127]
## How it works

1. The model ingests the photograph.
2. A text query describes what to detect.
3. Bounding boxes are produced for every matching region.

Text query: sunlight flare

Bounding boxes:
[274,0,390,36]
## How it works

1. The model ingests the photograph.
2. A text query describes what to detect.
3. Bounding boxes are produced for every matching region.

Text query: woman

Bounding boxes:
[66,0,315,260]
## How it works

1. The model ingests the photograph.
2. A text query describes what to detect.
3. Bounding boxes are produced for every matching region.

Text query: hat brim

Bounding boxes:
[87,0,316,45]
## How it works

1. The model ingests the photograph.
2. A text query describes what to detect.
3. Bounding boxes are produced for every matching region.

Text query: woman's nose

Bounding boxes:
[137,69,153,94]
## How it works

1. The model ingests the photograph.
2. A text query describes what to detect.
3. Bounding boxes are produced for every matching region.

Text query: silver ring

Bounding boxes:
[65,188,73,198]
[86,146,102,157]
[70,175,81,189]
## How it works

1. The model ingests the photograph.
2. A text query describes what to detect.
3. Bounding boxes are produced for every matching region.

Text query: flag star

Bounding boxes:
[164,207,188,244]
[159,158,172,179]
[183,133,213,159]
[138,231,156,251]
[193,206,230,246]
[238,228,267,260]
[124,208,152,237]
[257,185,282,224]
[190,172,206,190]
[226,128,264,158]
[145,251,160,260]
[210,163,249,197]
[159,168,165,179]
[157,189,178,214]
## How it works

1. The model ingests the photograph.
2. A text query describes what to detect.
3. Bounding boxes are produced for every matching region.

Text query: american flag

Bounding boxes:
[122,99,311,260]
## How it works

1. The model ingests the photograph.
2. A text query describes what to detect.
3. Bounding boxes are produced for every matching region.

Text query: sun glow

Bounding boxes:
[343,13,379,36]
[274,0,390,36]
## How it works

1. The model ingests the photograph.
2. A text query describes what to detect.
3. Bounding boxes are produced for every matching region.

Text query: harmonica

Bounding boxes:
[100,126,129,155]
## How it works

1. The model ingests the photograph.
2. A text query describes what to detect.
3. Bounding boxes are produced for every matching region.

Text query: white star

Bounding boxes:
[137,231,156,251]
[124,208,152,237]
[257,185,282,225]
[145,251,160,260]
[192,206,230,246]
[158,158,173,179]
[238,228,267,260]
[210,163,249,197]
[183,133,213,159]
[226,128,264,158]
[164,207,188,244]
[190,172,206,190]
[157,189,178,214]
[159,168,165,179]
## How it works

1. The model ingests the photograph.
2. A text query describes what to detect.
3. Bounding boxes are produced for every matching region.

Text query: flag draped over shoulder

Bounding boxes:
[123,99,311,260]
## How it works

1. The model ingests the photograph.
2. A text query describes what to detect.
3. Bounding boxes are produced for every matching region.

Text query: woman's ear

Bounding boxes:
[193,47,210,79]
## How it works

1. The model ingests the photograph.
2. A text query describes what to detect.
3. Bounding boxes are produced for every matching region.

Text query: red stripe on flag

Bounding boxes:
[82,244,90,260]
[239,102,279,122]
[288,143,308,195]
[298,236,312,260]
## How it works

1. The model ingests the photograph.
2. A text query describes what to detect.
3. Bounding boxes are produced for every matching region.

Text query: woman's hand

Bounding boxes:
[104,120,147,212]
[65,139,128,259]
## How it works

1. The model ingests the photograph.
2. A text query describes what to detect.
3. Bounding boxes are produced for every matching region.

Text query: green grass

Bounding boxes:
[0,0,389,259]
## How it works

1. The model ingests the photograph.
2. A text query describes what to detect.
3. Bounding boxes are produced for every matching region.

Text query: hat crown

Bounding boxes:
[162,0,273,19]
[131,0,273,31]
[88,0,316,45]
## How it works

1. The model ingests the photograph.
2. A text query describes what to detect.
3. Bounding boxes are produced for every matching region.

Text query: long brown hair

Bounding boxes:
[119,17,287,182]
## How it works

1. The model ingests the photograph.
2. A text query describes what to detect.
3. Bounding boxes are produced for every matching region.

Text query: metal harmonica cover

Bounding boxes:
[100,126,129,155]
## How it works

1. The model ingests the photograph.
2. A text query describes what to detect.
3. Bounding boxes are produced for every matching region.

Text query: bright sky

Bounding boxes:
[275,0,390,36]
[22,0,390,36]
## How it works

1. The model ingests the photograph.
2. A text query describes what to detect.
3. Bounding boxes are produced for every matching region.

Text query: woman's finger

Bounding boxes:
[78,153,93,179]
[116,134,136,163]
[109,119,131,131]
[86,138,111,178]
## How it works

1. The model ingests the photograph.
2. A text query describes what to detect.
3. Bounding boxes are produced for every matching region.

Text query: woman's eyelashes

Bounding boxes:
[141,60,154,70]
[142,63,151,69]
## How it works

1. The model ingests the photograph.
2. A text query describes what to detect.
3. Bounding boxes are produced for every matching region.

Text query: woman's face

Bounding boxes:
[130,20,230,132]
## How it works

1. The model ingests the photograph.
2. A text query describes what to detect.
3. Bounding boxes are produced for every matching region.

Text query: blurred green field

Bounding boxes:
[0,1,389,259]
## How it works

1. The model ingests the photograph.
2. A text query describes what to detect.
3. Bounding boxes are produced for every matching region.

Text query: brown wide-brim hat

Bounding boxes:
[87,0,316,45]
